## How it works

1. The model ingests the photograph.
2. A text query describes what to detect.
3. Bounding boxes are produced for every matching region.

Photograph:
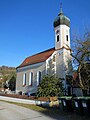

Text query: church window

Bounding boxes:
[66,35,68,41]
[23,73,26,86]
[37,71,41,86]
[57,35,59,42]
[29,72,33,86]
[53,55,55,62]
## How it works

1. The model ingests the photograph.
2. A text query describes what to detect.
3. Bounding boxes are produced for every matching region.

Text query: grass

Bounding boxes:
[0,100,45,111]
[0,100,90,120]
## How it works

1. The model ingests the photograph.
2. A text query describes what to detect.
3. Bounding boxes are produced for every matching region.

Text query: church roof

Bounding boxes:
[17,48,55,68]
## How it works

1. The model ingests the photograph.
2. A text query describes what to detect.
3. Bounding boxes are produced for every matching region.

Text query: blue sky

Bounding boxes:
[0,0,90,67]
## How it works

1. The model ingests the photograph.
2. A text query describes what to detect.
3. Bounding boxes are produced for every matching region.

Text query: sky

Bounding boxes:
[0,0,90,67]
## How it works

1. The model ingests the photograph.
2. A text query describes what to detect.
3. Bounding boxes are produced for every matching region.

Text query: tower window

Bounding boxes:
[57,35,59,42]
[66,35,68,41]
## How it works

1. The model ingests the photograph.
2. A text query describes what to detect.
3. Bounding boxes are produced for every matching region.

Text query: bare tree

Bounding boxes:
[71,31,90,93]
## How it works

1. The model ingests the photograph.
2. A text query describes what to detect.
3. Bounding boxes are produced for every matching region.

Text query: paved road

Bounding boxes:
[0,101,88,120]
[0,101,57,120]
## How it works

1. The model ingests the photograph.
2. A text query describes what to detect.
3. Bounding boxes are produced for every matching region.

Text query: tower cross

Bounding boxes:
[60,2,62,9]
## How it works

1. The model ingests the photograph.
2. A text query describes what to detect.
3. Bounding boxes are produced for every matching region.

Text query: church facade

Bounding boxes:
[16,8,72,95]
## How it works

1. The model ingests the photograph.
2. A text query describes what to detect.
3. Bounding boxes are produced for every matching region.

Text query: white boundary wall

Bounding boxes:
[0,95,36,105]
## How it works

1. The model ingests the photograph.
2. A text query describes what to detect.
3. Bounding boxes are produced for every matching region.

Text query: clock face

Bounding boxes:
[56,29,59,34]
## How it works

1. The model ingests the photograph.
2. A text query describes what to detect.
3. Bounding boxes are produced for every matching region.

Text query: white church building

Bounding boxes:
[16,7,72,95]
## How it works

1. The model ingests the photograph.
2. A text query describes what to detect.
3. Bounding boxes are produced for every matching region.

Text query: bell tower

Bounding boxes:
[53,6,72,79]
[53,7,70,50]
[53,6,72,95]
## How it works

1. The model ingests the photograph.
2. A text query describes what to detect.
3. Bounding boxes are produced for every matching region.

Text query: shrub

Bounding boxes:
[37,75,64,97]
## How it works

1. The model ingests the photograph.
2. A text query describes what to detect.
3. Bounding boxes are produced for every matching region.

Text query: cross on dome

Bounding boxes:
[60,2,63,15]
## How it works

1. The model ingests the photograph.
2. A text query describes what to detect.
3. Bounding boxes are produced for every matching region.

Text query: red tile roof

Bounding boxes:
[17,48,55,68]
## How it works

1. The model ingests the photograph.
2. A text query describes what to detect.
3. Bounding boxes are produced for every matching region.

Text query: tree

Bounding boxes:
[37,75,64,97]
[71,32,90,93]
[8,76,16,91]
[0,66,16,88]
[80,63,90,92]
[3,75,10,88]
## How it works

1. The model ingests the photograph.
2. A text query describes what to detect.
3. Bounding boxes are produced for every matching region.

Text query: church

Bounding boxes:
[16,7,72,95]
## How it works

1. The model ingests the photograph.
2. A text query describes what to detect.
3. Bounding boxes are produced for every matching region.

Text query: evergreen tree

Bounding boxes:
[8,76,16,91]
[37,75,64,97]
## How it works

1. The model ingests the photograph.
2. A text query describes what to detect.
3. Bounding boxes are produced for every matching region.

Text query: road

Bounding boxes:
[0,101,58,120]
[0,101,88,120]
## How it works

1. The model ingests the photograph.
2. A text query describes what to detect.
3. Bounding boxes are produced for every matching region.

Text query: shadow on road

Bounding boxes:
[38,106,90,120]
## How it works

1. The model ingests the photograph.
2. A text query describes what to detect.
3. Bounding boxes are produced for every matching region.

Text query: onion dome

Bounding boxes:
[53,7,70,27]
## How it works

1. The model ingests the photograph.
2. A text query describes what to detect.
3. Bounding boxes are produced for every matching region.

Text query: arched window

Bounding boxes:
[37,71,41,86]
[66,35,68,41]
[57,35,59,42]
[23,73,26,86]
[29,72,33,86]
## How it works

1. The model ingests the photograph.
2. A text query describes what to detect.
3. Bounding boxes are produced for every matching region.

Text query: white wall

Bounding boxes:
[16,62,46,94]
